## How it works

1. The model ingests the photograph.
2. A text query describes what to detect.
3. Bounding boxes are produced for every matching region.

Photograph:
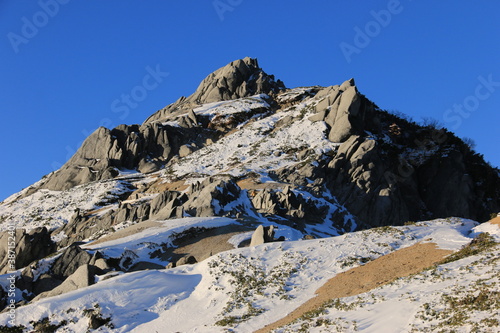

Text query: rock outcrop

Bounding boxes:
[250,225,276,247]
[41,123,185,191]
[144,57,285,124]
[0,228,56,274]
[183,177,242,217]
[32,264,95,301]
[51,244,93,279]
[251,186,328,223]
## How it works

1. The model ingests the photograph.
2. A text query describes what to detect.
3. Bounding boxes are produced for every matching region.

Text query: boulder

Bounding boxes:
[51,244,92,279]
[128,261,165,272]
[92,259,111,273]
[326,85,361,143]
[0,227,56,274]
[250,225,275,247]
[179,144,194,157]
[150,191,186,220]
[32,274,63,295]
[176,255,197,267]
[33,264,95,301]
[251,186,326,222]
[183,177,241,217]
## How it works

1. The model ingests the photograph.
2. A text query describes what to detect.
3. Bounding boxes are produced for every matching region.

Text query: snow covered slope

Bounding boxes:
[1,218,498,332]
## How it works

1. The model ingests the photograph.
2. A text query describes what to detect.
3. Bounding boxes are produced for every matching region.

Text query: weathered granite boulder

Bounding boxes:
[150,190,186,220]
[32,264,95,301]
[251,186,328,222]
[41,122,183,191]
[0,228,56,274]
[51,244,93,279]
[183,177,241,217]
[250,225,275,247]
[310,79,367,143]
[175,255,197,267]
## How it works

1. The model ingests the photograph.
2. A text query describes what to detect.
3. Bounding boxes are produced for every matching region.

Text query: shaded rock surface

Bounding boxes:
[51,244,93,279]
[32,264,95,301]
[250,225,276,247]
[0,228,56,274]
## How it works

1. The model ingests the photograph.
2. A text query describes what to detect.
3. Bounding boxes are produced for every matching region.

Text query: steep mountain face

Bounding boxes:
[0,58,499,324]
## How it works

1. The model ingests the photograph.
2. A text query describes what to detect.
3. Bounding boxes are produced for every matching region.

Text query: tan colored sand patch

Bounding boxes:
[255,242,452,333]
[167,224,253,263]
[236,178,288,192]
[489,216,500,226]
[146,179,189,193]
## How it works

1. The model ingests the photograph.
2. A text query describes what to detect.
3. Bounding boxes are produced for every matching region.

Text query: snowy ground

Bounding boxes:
[1,217,498,332]
[0,179,131,234]
[169,93,338,179]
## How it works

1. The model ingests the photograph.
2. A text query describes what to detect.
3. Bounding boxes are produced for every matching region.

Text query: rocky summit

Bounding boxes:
[1,58,499,332]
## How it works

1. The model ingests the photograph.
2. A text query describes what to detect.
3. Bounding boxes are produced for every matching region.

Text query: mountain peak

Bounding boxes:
[191,57,285,104]
[144,57,285,124]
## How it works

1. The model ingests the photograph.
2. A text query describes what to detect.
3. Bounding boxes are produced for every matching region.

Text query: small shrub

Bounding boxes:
[0,325,26,333]
[440,232,497,264]
[29,317,67,333]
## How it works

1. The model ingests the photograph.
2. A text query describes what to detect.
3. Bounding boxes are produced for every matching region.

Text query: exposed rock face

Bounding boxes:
[41,123,182,191]
[32,264,95,301]
[150,190,186,220]
[2,57,499,253]
[0,228,56,274]
[311,79,378,143]
[53,189,185,246]
[323,129,499,226]
[183,177,242,217]
[51,244,93,279]
[144,57,285,124]
[251,186,328,222]
[250,225,275,247]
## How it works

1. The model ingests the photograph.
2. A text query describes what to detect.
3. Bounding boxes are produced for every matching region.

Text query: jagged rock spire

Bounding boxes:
[144,57,285,124]
[191,57,285,104]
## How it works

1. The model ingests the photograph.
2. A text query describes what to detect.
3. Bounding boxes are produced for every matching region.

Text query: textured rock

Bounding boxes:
[51,244,93,279]
[41,122,184,191]
[0,228,56,274]
[150,191,186,220]
[128,261,165,272]
[250,225,275,247]
[55,209,116,247]
[183,177,241,217]
[92,258,111,273]
[176,255,197,267]
[179,144,194,157]
[144,57,285,124]
[33,264,95,301]
[251,186,327,222]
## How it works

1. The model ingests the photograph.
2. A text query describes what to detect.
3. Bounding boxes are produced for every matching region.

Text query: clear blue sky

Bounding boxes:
[1,1,499,201]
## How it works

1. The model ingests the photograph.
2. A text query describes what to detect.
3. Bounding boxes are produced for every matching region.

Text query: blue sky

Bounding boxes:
[1,1,499,201]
